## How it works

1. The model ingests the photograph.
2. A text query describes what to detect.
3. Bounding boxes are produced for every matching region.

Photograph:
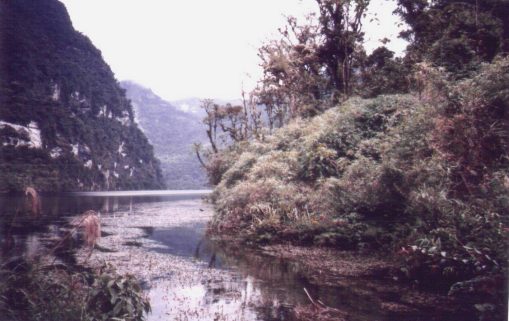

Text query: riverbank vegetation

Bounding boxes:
[0,204,150,321]
[199,0,508,319]
[0,260,150,321]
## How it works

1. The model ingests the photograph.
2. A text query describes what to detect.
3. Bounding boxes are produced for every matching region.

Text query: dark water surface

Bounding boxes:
[0,191,208,259]
[1,191,456,321]
[145,224,446,321]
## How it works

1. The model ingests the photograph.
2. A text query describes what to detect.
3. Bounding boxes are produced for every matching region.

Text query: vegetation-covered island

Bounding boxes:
[196,0,509,320]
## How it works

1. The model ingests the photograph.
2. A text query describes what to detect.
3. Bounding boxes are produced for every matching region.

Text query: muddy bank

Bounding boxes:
[256,244,463,319]
[208,234,506,321]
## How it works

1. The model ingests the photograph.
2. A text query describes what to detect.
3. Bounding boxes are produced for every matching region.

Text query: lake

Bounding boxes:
[0,191,465,321]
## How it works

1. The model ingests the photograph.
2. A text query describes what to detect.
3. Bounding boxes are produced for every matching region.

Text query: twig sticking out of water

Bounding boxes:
[303,287,325,309]
[304,288,346,320]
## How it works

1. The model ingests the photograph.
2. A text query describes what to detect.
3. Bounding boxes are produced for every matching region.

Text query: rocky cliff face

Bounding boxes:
[120,81,208,189]
[0,0,164,192]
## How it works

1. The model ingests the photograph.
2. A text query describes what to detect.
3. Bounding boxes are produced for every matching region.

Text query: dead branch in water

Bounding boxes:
[296,287,347,321]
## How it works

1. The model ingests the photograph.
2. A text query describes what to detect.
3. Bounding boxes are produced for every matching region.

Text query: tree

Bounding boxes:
[396,0,509,75]
[316,0,370,97]
[255,0,370,124]
[256,14,327,125]
[201,99,219,154]
[198,93,264,155]
[241,88,263,140]
[216,103,247,143]
[359,46,410,97]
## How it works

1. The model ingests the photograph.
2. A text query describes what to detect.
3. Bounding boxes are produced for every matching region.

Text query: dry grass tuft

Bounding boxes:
[71,210,101,249]
[24,186,41,216]
[66,210,101,262]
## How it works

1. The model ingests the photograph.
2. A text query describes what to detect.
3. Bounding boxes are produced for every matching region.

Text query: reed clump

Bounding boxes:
[24,186,41,216]
[71,210,101,249]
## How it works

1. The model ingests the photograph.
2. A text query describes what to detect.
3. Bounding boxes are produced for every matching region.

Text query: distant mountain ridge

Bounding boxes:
[0,0,164,192]
[120,81,209,189]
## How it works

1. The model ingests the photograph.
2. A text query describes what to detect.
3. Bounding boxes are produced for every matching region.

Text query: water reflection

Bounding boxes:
[0,192,455,321]
[144,224,374,321]
[145,223,448,321]
[0,191,210,260]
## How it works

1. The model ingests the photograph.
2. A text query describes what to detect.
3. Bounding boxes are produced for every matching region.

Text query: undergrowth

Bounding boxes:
[207,58,509,318]
[0,204,149,321]
[0,260,150,321]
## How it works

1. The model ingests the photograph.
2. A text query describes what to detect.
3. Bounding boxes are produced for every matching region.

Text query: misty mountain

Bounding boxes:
[0,0,164,192]
[120,81,209,189]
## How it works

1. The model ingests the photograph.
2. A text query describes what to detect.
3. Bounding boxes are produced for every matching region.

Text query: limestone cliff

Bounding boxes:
[0,0,164,191]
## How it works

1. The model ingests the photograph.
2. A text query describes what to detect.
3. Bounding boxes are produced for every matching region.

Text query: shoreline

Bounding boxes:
[76,196,483,321]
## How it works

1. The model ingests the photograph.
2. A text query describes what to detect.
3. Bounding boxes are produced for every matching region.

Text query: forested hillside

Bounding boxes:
[0,0,164,192]
[121,81,208,189]
[201,1,509,320]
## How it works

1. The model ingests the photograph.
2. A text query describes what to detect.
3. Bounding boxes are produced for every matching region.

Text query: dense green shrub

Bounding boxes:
[87,266,150,321]
[208,58,509,304]
[209,94,419,236]
[0,261,150,321]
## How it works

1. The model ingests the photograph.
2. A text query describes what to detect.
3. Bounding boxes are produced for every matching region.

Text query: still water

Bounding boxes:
[0,191,208,259]
[0,191,457,321]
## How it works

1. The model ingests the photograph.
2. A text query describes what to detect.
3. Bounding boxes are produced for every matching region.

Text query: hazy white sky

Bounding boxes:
[60,0,406,101]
